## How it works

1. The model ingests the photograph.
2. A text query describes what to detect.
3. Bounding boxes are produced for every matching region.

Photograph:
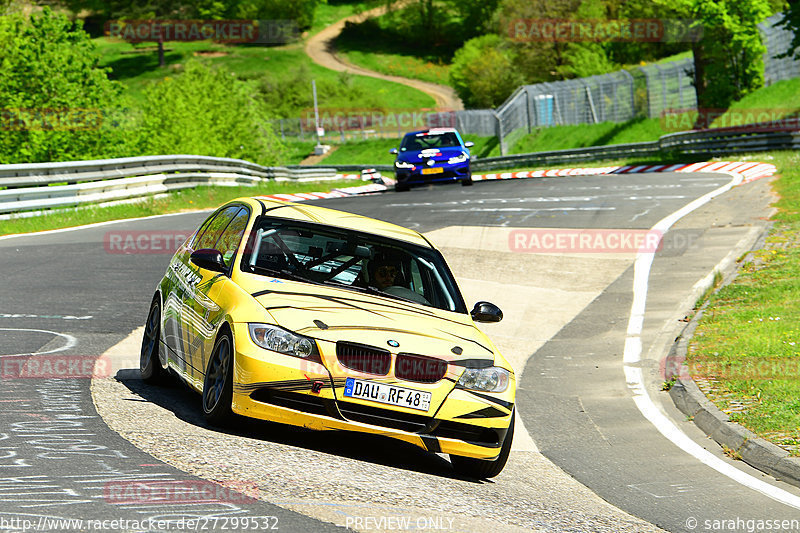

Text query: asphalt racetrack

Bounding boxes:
[1,171,798,532]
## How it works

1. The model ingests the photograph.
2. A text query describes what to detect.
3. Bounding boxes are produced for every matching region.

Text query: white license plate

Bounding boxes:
[343,378,431,412]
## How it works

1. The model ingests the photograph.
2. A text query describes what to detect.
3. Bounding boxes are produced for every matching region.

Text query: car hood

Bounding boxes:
[397,146,468,163]
[252,285,496,364]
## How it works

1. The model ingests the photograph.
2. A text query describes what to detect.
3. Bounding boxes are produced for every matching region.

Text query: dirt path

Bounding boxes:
[305,3,464,111]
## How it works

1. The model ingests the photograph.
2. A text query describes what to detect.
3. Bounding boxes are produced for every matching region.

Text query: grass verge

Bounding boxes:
[687,150,800,455]
[314,134,501,165]
[0,180,355,237]
[510,117,668,154]
[711,78,800,127]
[336,47,451,86]
[333,3,455,86]
[94,37,435,113]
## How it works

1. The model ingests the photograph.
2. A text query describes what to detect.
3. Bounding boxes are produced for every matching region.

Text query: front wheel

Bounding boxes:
[140,297,167,383]
[450,409,514,479]
[461,176,473,186]
[202,331,234,426]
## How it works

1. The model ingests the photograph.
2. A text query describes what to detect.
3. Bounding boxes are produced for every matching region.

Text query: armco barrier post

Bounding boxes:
[495,111,505,156]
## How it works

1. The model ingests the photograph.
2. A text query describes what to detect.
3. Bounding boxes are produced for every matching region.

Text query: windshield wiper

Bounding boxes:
[334,282,416,302]
[248,265,320,285]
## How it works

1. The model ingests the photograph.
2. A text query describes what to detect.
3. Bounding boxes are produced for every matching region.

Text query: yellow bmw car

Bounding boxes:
[140,197,515,478]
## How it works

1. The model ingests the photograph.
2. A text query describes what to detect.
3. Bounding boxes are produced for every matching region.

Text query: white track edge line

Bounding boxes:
[622,171,800,509]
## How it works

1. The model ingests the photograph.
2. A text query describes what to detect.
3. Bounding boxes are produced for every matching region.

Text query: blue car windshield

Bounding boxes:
[401,132,460,151]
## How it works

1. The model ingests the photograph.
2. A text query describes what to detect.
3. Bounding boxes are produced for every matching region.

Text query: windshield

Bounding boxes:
[400,131,460,151]
[241,218,467,313]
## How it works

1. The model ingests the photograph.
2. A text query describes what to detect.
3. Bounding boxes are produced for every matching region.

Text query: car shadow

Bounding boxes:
[115,369,489,483]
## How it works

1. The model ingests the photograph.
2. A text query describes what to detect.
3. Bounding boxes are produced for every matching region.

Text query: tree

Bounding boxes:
[234,0,323,31]
[779,1,800,59]
[59,0,319,65]
[449,34,524,108]
[0,9,122,163]
[138,60,285,165]
[493,0,617,82]
[58,0,206,67]
[662,0,772,114]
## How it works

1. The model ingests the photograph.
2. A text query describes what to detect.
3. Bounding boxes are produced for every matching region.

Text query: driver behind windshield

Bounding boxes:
[369,254,401,290]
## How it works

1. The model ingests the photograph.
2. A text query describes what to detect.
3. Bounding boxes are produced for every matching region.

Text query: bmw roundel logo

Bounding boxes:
[387,340,400,348]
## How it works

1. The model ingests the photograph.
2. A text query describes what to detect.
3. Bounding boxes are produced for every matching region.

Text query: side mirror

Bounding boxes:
[389,148,398,154]
[190,248,226,273]
[471,301,503,323]
[464,141,474,148]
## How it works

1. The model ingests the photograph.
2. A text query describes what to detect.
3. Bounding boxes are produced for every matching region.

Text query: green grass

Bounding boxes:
[0,180,355,236]
[333,4,455,87]
[312,135,501,165]
[510,117,668,154]
[309,1,372,36]
[710,78,800,128]
[319,138,400,165]
[283,140,320,164]
[338,48,451,86]
[468,136,502,159]
[94,37,435,112]
[688,151,800,454]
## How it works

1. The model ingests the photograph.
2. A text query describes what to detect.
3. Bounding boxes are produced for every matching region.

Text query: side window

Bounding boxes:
[216,208,249,267]
[194,206,240,251]
[190,212,218,249]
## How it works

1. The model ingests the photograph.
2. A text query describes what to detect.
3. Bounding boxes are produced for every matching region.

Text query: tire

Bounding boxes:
[461,176,473,186]
[202,330,234,426]
[140,297,167,383]
[395,182,410,192]
[450,409,514,479]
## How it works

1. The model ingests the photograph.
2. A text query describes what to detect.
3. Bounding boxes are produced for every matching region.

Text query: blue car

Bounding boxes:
[390,128,474,192]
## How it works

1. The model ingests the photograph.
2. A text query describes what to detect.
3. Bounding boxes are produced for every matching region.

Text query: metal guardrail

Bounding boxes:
[1,124,798,216]
[472,125,800,170]
[0,155,343,215]
[471,142,661,171]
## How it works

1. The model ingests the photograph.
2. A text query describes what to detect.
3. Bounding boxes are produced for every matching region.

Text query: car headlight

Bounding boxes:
[395,160,415,169]
[447,153,468,164]
[457,366,510,393]
[248,323,320,361]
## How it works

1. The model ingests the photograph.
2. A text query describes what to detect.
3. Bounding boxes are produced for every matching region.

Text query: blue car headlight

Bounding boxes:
[447,153,468,165]
[457,366,510,392]
[395,160,415,169]
[248,323,320,362]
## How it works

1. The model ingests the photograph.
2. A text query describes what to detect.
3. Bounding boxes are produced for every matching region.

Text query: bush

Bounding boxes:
[137,61,286,165]
[449,35,523,108]
[235,0,323,30]
[0,8,122,163]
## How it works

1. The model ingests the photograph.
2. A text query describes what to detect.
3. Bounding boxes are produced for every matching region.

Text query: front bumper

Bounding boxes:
[230,323,514,460]
[395,162,471,186]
